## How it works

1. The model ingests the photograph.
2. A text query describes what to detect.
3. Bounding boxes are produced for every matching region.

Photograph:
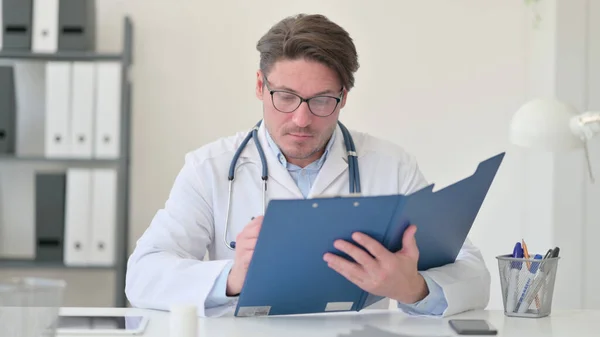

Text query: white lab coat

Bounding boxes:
[125,122,491,317]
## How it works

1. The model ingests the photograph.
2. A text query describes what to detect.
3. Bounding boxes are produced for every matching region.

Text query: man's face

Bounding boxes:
[256,59,347,167]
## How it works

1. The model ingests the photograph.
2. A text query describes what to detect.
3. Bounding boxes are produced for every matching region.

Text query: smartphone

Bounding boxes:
[448,319,497,335]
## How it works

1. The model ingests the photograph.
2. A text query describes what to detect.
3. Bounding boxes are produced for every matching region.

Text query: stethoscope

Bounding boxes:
[224,120,360,250]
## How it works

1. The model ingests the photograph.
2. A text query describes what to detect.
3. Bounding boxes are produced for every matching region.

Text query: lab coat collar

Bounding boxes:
[308,124,352,198]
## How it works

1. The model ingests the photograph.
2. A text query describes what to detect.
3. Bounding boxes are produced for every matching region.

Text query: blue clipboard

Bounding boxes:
[234,152,505,317]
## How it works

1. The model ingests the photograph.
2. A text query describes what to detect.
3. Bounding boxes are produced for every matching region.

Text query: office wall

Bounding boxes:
[584,0,600,310]
[91,0,530,310]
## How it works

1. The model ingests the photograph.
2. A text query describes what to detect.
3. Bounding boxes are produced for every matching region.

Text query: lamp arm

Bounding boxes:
[570,111,600,141]
[570,111,600,183]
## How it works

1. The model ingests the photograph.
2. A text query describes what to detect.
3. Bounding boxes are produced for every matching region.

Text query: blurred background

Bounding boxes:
[0,0,598,312]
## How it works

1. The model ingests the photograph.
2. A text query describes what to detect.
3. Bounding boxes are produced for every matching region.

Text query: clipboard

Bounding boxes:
[234,152,505,317]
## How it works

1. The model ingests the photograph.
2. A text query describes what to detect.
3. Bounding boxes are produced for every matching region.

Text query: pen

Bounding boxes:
[506,242,522,313]
[518,247,560,313]
[515,253,542,313]
[521,239,541,309]
[522,239,531,270]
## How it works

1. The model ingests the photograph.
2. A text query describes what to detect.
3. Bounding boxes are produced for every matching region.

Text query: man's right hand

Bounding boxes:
[226,216,263,296]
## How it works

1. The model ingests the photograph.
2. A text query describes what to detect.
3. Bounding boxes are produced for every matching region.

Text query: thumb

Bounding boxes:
[398,224,419,260]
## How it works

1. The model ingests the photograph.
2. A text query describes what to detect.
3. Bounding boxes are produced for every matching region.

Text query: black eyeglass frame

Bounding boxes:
[263,76,344,117]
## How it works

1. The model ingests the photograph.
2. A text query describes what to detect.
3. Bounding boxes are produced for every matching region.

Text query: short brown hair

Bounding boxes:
[256,14,359,90]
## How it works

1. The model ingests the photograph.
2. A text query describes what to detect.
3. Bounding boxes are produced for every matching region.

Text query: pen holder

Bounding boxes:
[496,254,560,318]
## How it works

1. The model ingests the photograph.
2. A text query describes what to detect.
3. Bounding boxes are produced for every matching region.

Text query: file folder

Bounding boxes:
[89,168,117,266]
[94,62,122,159]
[0,66,16,154]
[13,62,46,156]
[69,62,95,158]
[35,172,66,262]
[2,0,33,50]
[64,168,91,266]
[235,152,505,317]
[44,61,71,157]
[0,0,3,49]
[57,0,95,51]
[32,0,59,53]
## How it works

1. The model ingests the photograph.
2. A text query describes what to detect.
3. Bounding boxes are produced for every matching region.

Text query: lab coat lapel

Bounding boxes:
[309,126,350,198]
[254,122,304,198]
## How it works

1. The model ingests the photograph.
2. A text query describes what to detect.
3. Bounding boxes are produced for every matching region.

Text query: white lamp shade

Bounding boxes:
[509,98,584,151]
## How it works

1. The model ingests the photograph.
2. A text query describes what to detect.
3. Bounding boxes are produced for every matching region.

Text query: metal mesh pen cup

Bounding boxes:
[496,254,559,318]
[0,277,67,337]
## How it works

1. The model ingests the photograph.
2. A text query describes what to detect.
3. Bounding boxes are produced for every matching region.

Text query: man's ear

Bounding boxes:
[340,88,348,108]
[256,70,264,100]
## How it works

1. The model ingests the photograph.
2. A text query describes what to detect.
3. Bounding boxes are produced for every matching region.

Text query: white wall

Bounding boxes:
[584,0,600,310]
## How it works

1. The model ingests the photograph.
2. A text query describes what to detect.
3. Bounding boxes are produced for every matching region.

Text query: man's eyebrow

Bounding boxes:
[275,85,340,96]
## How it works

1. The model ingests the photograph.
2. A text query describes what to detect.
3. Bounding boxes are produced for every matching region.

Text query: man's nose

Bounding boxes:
[292,101,312,128]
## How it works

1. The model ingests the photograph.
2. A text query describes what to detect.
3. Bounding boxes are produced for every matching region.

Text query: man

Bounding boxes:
[125,13,490,317]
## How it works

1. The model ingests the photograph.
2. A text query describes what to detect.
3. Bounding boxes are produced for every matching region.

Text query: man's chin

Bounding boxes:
[282,147,319,161]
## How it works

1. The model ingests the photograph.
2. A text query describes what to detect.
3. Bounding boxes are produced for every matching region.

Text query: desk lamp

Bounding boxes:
[509,98,600,182]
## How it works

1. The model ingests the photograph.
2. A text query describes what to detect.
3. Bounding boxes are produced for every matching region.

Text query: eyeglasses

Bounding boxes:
[264,76,343,117]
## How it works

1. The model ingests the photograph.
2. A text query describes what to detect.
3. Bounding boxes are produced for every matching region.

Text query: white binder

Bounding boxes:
[89,168,117,266]
[32,0,59,53]
[94,62,122,159]
[64,168,92,266]
[44,61,71,157]
[0,0,3,50]
[69,61,95,158]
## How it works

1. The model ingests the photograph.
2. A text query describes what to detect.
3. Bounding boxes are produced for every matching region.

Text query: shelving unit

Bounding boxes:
[0,16,133,308]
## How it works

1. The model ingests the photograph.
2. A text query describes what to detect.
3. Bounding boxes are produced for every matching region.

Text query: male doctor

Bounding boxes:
[125,13,490,317]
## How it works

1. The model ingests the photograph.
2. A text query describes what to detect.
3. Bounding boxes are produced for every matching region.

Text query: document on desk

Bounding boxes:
[235,152,505,317]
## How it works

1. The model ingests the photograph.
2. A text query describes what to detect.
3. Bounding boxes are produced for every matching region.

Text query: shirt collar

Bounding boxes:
[265,127,336,170]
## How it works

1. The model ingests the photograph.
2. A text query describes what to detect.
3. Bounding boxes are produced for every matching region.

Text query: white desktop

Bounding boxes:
[55,306,600,337]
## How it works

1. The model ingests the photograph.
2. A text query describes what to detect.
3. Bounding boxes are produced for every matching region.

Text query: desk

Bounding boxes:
[58,307,599,337]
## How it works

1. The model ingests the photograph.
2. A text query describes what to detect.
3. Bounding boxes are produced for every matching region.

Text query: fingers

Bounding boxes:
[352,232,392,260]
[235,216,263,242]
[398,224,419,260]
[323,253,366,285]
[333,239,378,269]
[235,238,257,251]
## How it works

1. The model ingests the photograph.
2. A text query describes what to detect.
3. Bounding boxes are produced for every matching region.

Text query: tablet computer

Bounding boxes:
[56,314,149,335]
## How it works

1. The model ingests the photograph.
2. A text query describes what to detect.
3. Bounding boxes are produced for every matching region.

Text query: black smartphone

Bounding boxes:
[448,319,497,335]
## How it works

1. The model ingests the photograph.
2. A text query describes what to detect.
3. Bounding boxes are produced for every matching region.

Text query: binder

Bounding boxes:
[13,62,46,156]
[0,0,3,49]
[57,0,95,51]
[69,61,95,158]
[64,168,91,266]
[235,152,505,317]
[1,0,33,50]
[31,0,59,53]
[44,61,71,157]
[0,66,16,154]
[89,168,117,266]
[94,62,122,159]
[0,165,36,259]
[34,172,66,262]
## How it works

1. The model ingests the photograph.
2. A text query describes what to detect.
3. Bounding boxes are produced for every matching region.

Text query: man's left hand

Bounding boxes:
[323,224,429,304]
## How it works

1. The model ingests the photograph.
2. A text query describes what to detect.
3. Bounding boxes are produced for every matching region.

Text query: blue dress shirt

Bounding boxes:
[205,131,448,316]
